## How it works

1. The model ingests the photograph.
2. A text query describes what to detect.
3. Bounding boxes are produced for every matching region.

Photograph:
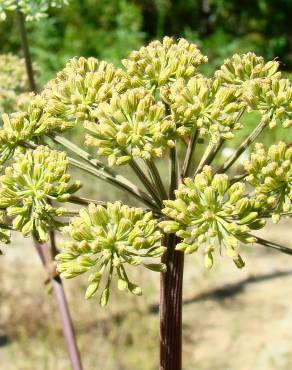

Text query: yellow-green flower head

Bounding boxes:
[56,202,165,305]
[0,54,37,115]
[85,87,176,166]
[0,0,69,21]
[215,52,280,85]
[0,54,27,91]
[122,36,208,90]
[243,78,292,128]
[159,166,265,269]
[168,75,245,142]
[0,95,72,164]
[0,146,81,242]
[44,57,131,127]
[244,142,292,222]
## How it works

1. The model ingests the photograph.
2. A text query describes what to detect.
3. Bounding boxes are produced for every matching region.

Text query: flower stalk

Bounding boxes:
[15,9,83,370]
[160,146,184,370]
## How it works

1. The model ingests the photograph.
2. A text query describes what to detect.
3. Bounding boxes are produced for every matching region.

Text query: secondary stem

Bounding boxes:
[160,146,184,370]
[35,234,83,370]
[181,130,198,178]
[129,157,162,207]
[69,156,157,210]
[146,158,168,200]
[16,11,82,370]
[16,9,37,92]
[52,135,156,209]
[218,120,268,173]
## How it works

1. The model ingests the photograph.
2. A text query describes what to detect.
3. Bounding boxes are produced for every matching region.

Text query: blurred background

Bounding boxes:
[0,1,292,369]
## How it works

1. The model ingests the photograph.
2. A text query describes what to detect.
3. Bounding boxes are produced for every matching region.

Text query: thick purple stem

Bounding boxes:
[160,234,184,370]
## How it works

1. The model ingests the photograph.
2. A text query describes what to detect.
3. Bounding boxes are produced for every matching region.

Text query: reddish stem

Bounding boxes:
[160,234,184,370]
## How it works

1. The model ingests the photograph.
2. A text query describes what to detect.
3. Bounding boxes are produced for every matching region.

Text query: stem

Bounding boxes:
[181,130,198,178]
[195,139,224,176]
[16,12,82,370]
[218,120,268,173]
[146,158,168,200]
[230,172,248,184]
[52,135,156,209]
[16,9,37,92]
[160,235,184,370]
[254,235,292,256]
[160,146,184,370]
[69,157,157,210]
[35,234,83,370]
[129,158,162,207]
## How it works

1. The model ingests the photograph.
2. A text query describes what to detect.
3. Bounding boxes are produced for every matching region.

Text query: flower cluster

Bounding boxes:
[0,146,81,241]
[56,202,165,305]
[0,95,72,164]
[0,0,69,21]
[215,52,280,85]
[85,87,176,165]
[159,166,265,269]
[44,57,131,127]
[243,78,292,128]
[0,54,36,115]
[167,75,245,142]
[122,36,208,90]
[245,142,292,222]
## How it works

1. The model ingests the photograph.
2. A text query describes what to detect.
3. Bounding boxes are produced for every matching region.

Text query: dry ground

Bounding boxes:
[1,221,292,370]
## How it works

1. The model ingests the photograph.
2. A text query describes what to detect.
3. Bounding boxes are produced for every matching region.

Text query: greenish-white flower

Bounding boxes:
[0,146,81,241]
[0,0,69,21]
[215,52,280,85]
[167,75,245,142]
[122,36,208,90]
[44,57,132,127]
[159,166,265,269]
[244,142,292,222]
[85,87,176,165]
[0,95,72,164]
[56,202,165,305]
[243,78,292,128]
[0,53,38,115]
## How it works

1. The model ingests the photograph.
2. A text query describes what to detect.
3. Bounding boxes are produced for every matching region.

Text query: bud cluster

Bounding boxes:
[56,202,165,305]
[122,36,208,90]
[243,78,292,128]
[85,87,176,165]
[0,54,37,115]
[44,57,131,127]
[0,0,69,21]
[245,142,292,221]
[0,95,72,164]
[159,166,265,269]
[167,75,245,142]
[215,52,280,85]
[0,146,81,241]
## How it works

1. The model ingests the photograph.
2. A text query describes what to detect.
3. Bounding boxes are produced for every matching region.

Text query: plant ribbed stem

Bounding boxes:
[35,233,83,370]
[16,9,37,92]
[160,234,184,370]
[160,146,184,370]
[16,11,82,370]
[217,120,268,173]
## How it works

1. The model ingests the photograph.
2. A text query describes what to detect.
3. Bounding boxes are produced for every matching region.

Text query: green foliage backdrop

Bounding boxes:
[0,0,291,84]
